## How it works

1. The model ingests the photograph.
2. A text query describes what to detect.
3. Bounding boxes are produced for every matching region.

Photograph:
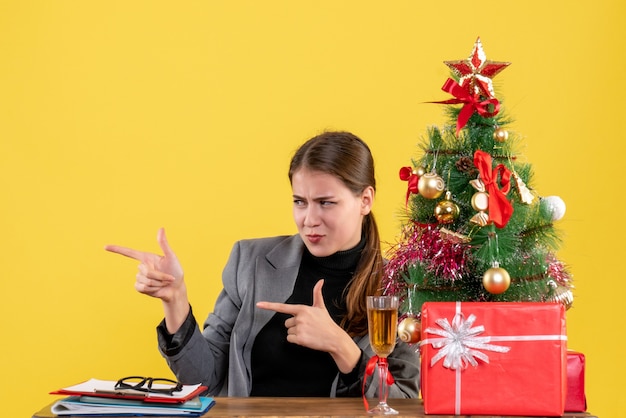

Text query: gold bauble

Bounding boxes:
[493,127,509,142]
[434,191,460,224]
[397,316,421,344]
[417,172,445,199]
[414,166,426,176]
[482,266,511,294]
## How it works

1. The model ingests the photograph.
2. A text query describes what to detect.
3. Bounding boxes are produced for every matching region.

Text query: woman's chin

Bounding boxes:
[303,240,333,258]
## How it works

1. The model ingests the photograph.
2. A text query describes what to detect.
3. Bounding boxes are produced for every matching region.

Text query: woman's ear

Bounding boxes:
[360,186,375,215]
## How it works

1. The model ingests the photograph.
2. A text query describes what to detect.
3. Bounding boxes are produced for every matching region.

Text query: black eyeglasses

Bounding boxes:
[115,376,183,395]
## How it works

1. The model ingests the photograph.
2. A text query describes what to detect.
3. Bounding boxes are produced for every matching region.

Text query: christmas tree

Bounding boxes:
[383,38,574,344]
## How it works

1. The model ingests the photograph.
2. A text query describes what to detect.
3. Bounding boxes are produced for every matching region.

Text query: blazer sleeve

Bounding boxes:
[335,337,420,398]
[157,240,246,395]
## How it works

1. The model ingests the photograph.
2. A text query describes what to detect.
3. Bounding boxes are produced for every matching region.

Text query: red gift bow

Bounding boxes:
[362,355,395,411]
[433,78,501,136]
[473,150,513,228]
[399,166,419,205]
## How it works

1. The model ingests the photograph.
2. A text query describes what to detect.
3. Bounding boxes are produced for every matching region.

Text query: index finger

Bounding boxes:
[104,244,149,262]
[256,301,304,315]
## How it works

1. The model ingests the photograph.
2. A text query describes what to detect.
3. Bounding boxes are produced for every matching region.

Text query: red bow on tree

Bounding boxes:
[434,78,501,136]
[399,166,420,205]
[473,150,513,228]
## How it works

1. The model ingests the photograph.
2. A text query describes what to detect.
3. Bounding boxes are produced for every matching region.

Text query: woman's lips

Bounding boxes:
[306,234,323,244]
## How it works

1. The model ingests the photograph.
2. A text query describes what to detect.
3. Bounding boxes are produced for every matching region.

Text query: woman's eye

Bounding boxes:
[320,201,335,206]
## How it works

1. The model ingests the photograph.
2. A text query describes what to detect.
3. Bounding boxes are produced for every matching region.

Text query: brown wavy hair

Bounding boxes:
[288,131,384,336]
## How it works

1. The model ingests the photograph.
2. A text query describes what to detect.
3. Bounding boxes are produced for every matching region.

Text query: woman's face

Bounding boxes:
[291,168,374,257]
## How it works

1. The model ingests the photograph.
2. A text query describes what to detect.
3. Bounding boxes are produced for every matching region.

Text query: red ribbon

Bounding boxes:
[474,150,513,228]
[433,78,501,136]
[399,166,419,205]
[362,355,395,411]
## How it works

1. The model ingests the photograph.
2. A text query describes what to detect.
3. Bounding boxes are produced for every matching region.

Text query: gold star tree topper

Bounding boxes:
[444,37,510,99]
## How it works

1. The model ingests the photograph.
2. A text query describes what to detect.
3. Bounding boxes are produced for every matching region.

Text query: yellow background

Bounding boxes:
[1,1,622,417]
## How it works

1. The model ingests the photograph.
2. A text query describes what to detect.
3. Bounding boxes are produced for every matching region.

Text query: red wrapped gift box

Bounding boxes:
[566,350,587,412]
[420,302,567,416]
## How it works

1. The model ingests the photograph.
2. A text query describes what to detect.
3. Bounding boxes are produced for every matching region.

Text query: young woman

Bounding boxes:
[105,131,420,397]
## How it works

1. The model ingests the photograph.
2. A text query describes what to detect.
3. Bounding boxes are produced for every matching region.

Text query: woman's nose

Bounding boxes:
[303,206,321,227]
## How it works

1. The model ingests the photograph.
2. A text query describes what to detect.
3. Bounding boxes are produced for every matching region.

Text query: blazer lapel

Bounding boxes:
[250,235,305,336]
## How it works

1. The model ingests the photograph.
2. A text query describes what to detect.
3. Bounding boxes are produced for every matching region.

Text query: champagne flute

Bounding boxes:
[366,295,399,415]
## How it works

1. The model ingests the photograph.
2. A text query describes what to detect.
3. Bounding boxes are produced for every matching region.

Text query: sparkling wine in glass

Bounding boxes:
[366,295,399,415]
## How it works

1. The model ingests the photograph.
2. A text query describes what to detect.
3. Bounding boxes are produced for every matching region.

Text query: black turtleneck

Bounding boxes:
[250,238,365,396]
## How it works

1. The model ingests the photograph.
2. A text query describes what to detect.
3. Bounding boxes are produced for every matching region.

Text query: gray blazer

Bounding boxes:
[160,234,420,397]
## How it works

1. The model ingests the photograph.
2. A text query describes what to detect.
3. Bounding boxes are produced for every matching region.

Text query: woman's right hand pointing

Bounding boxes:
[105,227,185,303]
[105,228,191,333]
